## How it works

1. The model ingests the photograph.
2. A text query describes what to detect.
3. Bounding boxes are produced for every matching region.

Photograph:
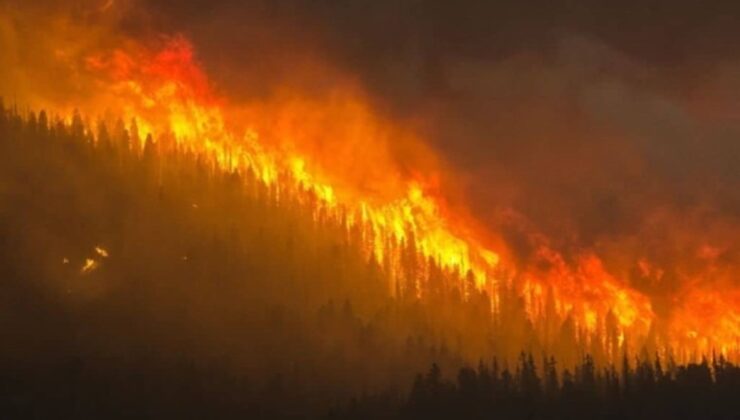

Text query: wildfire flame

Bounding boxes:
[12,32,739,362]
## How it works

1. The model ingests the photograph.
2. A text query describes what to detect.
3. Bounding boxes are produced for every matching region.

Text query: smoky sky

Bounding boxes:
[135,1,740,264]
[6,0,740,284]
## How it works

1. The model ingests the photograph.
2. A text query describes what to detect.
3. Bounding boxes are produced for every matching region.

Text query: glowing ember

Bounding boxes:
[81,258,99,274]
[95,246,109,258]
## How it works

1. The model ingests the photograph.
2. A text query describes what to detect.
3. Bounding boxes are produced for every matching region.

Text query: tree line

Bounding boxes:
[334,353,740,419]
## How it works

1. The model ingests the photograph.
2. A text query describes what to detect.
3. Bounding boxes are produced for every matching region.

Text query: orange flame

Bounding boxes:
[23,34,740,362]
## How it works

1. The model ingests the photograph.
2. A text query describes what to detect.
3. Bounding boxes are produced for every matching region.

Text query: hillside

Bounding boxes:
[2,103,740,420]
[0,103,499,417]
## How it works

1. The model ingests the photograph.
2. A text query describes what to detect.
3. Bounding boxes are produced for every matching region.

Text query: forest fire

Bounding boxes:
[79,37,501,296]
[3,2,740,417]
[40,34,733,362]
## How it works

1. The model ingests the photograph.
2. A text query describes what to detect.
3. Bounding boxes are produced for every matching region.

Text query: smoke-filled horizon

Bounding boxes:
[1,0,738,354]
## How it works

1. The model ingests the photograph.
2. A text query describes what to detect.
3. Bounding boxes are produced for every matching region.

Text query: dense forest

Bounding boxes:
[335,355,740,419]
[0,102,737,419]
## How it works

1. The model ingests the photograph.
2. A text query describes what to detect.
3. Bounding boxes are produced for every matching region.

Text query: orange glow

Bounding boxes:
[669,288,740,360]
[19,34,740,362]
[81,258,99,274]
